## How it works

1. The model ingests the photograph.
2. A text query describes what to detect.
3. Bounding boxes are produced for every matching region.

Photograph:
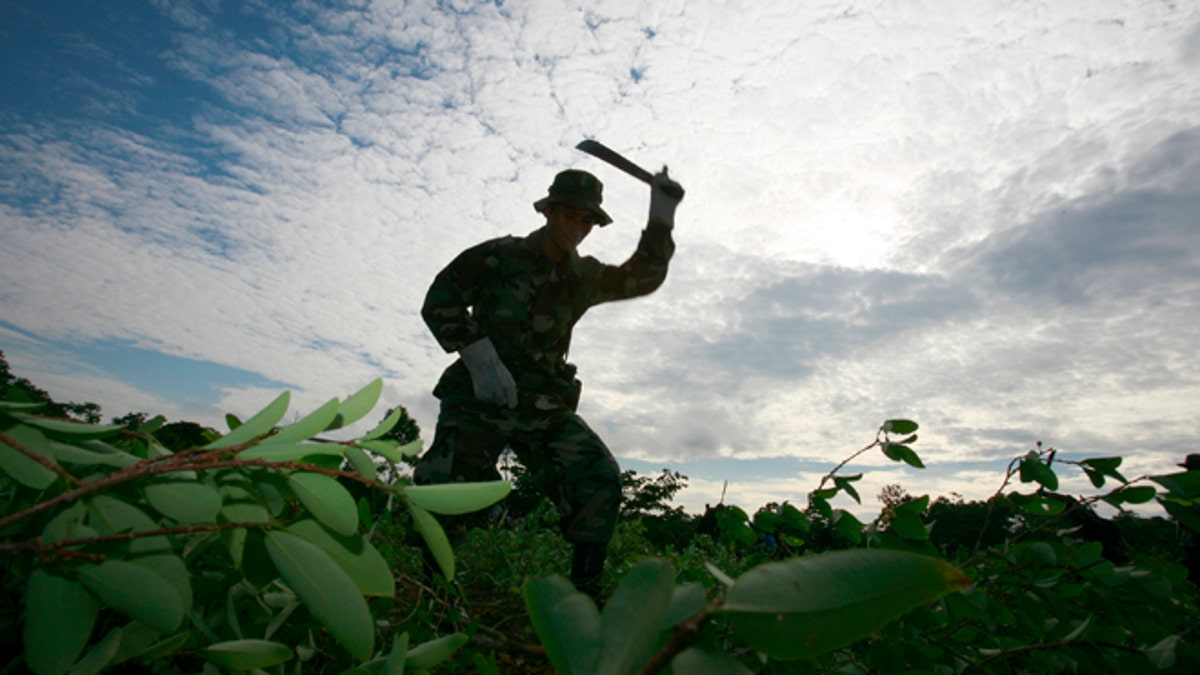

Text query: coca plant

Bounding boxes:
[1,379,508,674]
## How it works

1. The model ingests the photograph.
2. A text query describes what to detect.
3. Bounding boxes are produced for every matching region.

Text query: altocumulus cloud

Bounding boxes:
[1,1,1199,516]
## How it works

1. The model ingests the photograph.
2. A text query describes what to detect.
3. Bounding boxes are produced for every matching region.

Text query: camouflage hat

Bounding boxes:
[533,169,612,226]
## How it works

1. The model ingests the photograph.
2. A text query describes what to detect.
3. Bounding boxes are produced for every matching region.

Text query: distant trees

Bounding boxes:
[0,350,101,423]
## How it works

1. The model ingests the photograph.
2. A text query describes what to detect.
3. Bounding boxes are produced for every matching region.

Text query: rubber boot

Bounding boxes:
[571,542,608,603]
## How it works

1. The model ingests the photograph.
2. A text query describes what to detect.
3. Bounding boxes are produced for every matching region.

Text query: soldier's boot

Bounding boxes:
[570,542,608,604]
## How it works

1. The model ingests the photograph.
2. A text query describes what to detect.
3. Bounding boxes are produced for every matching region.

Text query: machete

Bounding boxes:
[575,140,685,200]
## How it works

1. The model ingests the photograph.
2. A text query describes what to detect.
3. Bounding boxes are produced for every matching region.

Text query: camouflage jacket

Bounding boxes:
[423,221,675,410]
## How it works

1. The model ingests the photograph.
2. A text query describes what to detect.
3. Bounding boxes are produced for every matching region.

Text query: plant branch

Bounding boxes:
[637,598,724,675]
[0,430,82,487]
[0,446,397,532]
[815,438,881,493]
[1,521,278,561]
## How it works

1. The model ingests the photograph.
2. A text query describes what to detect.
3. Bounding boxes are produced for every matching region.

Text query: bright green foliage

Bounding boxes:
[1,379,503,674]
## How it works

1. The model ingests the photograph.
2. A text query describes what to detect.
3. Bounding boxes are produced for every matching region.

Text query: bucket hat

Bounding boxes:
[533,169,612,226]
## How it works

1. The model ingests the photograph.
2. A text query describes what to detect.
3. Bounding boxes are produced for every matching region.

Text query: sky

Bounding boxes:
[2,0,1198,519]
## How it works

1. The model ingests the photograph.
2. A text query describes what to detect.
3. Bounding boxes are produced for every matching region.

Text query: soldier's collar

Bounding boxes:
[528,226,582,275]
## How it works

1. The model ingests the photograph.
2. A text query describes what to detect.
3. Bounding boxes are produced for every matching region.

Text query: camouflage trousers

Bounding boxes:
[413,396,622,545]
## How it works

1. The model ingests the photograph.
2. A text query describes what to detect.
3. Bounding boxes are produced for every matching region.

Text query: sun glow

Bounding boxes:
[782,196,900,269]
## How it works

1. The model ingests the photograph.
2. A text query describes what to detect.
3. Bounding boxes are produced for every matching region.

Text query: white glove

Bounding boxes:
[648,166,685,227]
[459,337,518,408]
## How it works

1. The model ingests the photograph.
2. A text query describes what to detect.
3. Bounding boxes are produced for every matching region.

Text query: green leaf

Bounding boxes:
[266,397,340,445]
[202,640,294,670]
[0,424,58,489]
[289,472,359,536]
[1080,457,1127,487]
[219,483,272,526]
[134,552,194,615]
[884,419,919,435]
[1019,452,1059,490]
[890,509,929,541]
[130,631,190,663]
[408,503,455,580]
[833,510,864,545]
[810,494,832,519]
[895,494,930,515]
[1150,471,1200,499]
[881,442,923,468]
[403,481,511,515]
[287,519,395,597]
[344,445,377,481]
[406,633,470,670]
[360,439,422,461]
[834,475,862,504]
[1104,485,1157,506]
[1020,541,1057,565]
[236,441,347,462]
[24,569,100,675]
[671,647,756,675]
[753,508,781,533]
[88,496,170,553]
[69,626,122,675]
[144,480,223,523]
[331,379,383,431]
[137,414,167,434]
[1062,615,1091,642]
[779,502,808,533]
[0,400,45,412]
[105,623,170,669]
[7,413,125,440]
[721,550,970,660]
[385,633,409,675]
[1146,635,1180,669]
[42,502,92,542]
[204,391,290,449]
[359,405,403,442]
[47,440,140,468]
[78,560,184,633]
[665,582,707,628]
[597,559,676,675]
[523,575,602,675]
[264,530,374,661]
[894,444,925,469]
[1008,492,1067,516]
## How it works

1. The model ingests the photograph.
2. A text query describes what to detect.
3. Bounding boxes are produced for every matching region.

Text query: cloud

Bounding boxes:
[959,128,1200,307]
[3,1,1199,516]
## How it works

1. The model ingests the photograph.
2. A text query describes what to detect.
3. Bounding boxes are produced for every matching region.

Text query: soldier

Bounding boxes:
[415,166,684,599]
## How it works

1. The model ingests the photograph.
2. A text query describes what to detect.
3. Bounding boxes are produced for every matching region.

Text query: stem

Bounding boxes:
[815,438,880,493]
[636,598,724,675]
[1,521,278,561]
[0,446,395,532]
[0,430,82,487]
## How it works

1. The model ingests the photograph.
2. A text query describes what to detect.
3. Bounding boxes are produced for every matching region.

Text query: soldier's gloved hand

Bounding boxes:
[648,166,685,227]
[459,337,518,408]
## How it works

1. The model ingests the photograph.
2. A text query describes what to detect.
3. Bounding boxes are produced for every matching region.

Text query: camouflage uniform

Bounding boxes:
[415,221,675,544]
